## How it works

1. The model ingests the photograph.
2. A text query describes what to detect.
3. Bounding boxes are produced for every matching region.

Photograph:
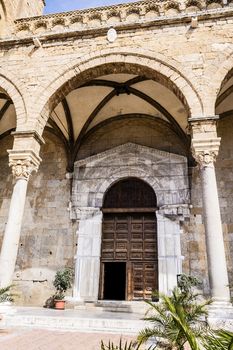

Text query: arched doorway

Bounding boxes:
[99,177,158,301]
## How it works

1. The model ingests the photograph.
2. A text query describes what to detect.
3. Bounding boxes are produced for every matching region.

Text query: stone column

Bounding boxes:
[190,117,230,303]
[0,132,42,288]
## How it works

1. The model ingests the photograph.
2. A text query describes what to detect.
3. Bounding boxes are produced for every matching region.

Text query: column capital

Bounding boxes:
[7,130,43,181]
[8,150,41,181]
[191,137,221,167]
[189,117,221,167]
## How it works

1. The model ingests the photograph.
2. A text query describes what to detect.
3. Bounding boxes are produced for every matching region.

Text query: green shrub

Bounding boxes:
[53,268,74,300]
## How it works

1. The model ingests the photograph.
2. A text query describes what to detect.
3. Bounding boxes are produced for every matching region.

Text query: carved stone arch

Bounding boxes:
[206,50,233,115]
[34,47,203,137]
[95,167,160,208]
[0,72,27,128]
[72,143,189,302]
[103,177,157,209]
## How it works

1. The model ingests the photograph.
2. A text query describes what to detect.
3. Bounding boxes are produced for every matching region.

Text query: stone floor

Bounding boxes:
[1,306,146,334]
[0,306,144,349]
[0,328,135,350]
[1,304,233,349]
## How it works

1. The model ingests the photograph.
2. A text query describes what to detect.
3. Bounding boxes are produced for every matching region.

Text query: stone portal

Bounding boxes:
[72,143,189,302]
[100,178,158,301]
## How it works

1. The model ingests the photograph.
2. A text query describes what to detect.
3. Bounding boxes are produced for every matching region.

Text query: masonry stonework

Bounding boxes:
[0,0,232,306]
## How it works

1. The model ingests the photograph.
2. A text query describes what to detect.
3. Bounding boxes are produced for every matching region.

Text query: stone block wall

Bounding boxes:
[0,0,44,37]
[216,117,233,286]
[1,8,232,133]
[77,116,188,160]
[1,122,233,302]
[0,132,75,306]
[6,0,44,20]
[0,0,233,302]
[0,136,13,238]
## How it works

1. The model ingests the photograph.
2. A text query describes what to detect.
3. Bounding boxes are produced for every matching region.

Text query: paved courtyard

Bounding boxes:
[0,328,135,350]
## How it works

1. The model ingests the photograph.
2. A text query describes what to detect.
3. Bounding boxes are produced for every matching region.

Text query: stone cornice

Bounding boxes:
[75,207,102,220]
[11,130,45,146]
[74,142,187,167]
[0,2,231,45]
[188,115,219,122]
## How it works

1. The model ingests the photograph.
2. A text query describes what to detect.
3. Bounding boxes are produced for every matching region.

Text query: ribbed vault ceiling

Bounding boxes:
[47,73,190,170]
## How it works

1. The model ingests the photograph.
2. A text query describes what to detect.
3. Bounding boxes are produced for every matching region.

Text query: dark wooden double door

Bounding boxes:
[100,213,158,301]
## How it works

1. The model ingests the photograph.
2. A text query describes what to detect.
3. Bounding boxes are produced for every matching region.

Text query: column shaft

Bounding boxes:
[201,165,230,302]
[190,117,231,303]
[0,178,28,287]
[0,134,42,288]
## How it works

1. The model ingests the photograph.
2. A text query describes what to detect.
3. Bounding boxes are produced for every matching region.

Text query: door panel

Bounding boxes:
[101,213,158,300]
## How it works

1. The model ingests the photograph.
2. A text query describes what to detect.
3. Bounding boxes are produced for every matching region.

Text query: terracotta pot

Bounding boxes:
[54,299,65,310]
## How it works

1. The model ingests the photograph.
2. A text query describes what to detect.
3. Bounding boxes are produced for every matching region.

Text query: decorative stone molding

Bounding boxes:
[158,204,190,220]
[73,142,190,211]
[11,0,231,40]
[72,143,190,300]
[189,117,221,167]
[8,150,41,181]
[192,149,219,167]
[75,207,101,220]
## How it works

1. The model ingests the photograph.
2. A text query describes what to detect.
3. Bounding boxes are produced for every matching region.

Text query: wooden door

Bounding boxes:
[101,213,158,300]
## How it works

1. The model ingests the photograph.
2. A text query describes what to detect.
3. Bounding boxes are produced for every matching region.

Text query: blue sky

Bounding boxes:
[44,0,137,14]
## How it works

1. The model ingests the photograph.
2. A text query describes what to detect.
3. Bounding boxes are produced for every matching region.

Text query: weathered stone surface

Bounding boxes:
[0,133,75,305]
[0,0,233,304]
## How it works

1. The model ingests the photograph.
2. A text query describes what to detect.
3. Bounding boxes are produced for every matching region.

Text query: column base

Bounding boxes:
[0,301,17,325]
[208,301,233,330]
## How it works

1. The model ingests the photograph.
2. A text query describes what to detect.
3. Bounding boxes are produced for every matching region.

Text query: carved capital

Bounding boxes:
[189,117,221,167]
[191,137,221,167]
[8,150,41,181]
[192,149,218,167]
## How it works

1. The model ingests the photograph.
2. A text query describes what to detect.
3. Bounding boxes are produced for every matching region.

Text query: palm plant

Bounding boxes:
[0,285,16,302]
[138,275,211,350]
[100,339,156,350]
[201,329,233,350]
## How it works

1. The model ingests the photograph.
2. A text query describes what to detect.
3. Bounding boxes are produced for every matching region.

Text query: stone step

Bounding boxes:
[2,307,147,335]
[74,301,148,315]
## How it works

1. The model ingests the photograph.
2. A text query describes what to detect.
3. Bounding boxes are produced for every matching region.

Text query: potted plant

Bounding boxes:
[53,268,73,310]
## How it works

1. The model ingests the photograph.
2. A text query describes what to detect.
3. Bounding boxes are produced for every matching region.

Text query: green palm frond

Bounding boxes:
[100,339,156,350]
[0,285,16,302]
[201,329,233,350]
[138,275,210,350]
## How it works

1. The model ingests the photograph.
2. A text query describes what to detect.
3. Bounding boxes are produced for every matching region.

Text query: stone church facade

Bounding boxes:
[0,0,232,306]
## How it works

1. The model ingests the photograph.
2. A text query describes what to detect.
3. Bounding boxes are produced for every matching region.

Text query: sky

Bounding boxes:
[44,0,138,14]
